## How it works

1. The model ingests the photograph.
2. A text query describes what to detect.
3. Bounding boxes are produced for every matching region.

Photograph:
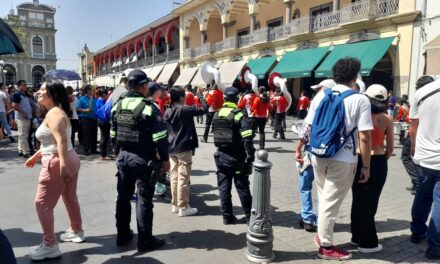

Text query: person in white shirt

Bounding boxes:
[303,58,372,260]
[409,78,440,260]
[0,83,15,142]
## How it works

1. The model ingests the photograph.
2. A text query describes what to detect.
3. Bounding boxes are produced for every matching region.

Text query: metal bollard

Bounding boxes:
[246,149,275,263]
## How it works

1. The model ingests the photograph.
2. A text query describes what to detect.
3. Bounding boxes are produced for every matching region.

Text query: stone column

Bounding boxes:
[250,14,257,33]
[166,42,170,62]
[222,23,229,40]
[152,45,156,65]
[201,31,207,45]
[333,0,340,11]
[246,150,275,263]
[285,0,292,25]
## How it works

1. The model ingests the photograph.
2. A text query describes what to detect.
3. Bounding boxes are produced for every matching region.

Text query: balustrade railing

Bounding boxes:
[238,34,252,48]
[200,43,215,55]
[376,0,399,17]
[285,16,311,36]
[168,49,180,61]
[223,36,238,50]
[155,53,167,63]
[251,28,269,45]
[215,41,224,53]
[312,11,341,31]
[268,25,286,41]
[183,48,194,58]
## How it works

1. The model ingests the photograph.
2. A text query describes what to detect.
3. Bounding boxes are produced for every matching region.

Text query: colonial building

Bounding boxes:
[78,43,94,84]
[1,0,56,86]
[173,0,419,98]
[93,14,180,87]
[408,0,440,98]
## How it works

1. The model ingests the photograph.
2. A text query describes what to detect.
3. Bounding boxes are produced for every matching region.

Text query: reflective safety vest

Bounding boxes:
[111,97,153,150]
[212,107,244,148]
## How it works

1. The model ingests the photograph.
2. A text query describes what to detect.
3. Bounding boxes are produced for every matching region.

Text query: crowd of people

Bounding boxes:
[0,56,439,262]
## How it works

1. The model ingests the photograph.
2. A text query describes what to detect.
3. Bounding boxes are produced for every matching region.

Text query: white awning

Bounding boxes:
[131,55,138,63]
[148,65,165,81]
[156,62,179,84]
[141,67,152,75]
[218,61,246,87]
[174,67,198,86]
[111,61,117,68]
[124,57,130,64]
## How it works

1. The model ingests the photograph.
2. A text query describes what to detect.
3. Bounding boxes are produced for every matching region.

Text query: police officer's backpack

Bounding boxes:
[212,108,241,148]
[114,97,153,148]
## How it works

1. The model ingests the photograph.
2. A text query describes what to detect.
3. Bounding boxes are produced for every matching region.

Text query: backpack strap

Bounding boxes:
[340,89,358,155]
[417,88,440,106]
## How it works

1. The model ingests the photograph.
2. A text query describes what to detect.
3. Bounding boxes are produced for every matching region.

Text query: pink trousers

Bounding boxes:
[35,150,82,245]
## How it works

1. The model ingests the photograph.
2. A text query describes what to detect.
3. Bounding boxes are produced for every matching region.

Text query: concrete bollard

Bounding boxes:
[246,149,275,263]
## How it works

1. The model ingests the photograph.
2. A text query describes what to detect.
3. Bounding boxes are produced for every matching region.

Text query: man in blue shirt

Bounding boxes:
[12,80,33,157]
[76,85,98,155]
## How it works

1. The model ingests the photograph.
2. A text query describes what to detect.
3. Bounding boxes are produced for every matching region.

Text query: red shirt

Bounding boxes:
[252,96,272,118]
[395,105,410,123]
[155,91,170,115]
[238,92,257,117]
[296,96,310,111]
[185,91,195,106]
[206,88,224,112]
[272,95,288,113]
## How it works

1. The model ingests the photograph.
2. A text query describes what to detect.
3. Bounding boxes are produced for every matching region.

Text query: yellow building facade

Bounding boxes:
[173,0,419,98]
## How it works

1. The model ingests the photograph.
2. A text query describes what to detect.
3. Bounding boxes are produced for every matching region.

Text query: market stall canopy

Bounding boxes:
[271,47,329,78]
[156,62,179,84]
[0,18,24,55]
[246,56,278,79]
[426,34,440,75]
[315,37,395,77]
[219,61,247,87]
[174,67,198,87]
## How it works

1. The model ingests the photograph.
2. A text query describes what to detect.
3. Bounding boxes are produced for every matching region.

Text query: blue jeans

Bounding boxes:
[0,112,12,136]
[411,165,440,254]
[299,165,317,224]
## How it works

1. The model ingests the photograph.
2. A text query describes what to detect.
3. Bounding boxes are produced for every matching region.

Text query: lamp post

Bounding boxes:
[112,70,116,88]
[0,60,4,83]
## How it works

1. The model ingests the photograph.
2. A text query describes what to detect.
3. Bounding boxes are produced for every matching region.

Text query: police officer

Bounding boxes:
[212,87,255,224]
[111,70,170,251]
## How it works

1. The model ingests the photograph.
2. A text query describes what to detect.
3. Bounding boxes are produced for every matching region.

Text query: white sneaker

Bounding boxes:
[179,206,198,217]
[30,243,61,261]
[358,243,383,253]
[60,228,85,243]
[171,205,179,213]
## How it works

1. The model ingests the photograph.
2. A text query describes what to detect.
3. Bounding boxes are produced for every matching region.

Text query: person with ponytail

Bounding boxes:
[25,81,84,261]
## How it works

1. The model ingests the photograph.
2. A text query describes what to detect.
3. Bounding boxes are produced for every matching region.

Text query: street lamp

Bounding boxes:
[0,60,5,83]
[112,70,116,88]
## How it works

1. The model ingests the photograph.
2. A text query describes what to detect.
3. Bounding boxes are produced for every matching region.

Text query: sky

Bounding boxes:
[0,0,181,71]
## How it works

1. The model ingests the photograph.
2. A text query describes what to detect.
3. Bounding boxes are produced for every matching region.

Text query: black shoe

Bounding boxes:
[201,138,207,143]
[410,232,426,244]
[116,230,134,246]
[22,154,30,159]
[299,218,316,232]
[137,236,165,252]
[425,248,440,259]
[9,136,15,143]
[272,135,277,139]
[223,215,238,225]
[18,152,23,157]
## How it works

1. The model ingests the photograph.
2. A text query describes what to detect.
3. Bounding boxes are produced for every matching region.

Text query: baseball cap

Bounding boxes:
[365,84,388,101]
[311,79,336,90]
[127,69,148,87]
[224,87,239,99]
[148,82,164,94]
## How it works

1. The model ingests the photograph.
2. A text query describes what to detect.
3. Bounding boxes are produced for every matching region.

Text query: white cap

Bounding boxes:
[311,79,336,90]
[365,84,388,101]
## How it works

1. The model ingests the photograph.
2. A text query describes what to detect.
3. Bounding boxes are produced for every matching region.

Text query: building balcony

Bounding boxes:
[168,49,180,61]
[183,0,399,61]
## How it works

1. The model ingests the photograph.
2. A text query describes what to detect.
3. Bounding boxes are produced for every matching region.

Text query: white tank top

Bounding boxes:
[35,121,73,154]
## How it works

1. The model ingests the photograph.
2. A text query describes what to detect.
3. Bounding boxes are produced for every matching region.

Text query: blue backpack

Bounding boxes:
[310,89,358,158]
[96,98,113,123]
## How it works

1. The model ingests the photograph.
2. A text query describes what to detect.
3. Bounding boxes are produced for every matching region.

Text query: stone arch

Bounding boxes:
[32,65,45,86]
[154,29,165,46]
[3,64,16,85]
[206,7,223,43]
[166,22,179,43]
[187,17,202,48]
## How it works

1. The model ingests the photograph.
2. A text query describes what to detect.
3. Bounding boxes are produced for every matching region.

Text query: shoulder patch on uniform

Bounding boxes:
[142,105,152,116]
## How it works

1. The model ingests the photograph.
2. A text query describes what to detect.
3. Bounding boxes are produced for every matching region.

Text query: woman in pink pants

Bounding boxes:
[25,82,84,261]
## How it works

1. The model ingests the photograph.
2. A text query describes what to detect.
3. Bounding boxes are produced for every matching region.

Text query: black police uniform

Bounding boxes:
[212,94,255,224]
[110,91,169,249]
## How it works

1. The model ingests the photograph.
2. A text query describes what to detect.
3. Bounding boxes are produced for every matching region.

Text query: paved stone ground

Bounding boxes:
[0,117,435,263]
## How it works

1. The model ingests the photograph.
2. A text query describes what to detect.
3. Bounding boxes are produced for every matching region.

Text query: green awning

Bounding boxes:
[246,56,278,79]
[315,37,395,77]
[271,46,330,78]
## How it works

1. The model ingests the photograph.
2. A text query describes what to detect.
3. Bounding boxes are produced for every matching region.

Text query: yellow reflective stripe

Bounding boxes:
[125,98,143,111]
[110,130,116,138]
[234,112,243,121]
[152,130,167,141]
[142,105,152,116]
[241,129,252,138]
[218,108,233,117]
[223,102,238,109]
